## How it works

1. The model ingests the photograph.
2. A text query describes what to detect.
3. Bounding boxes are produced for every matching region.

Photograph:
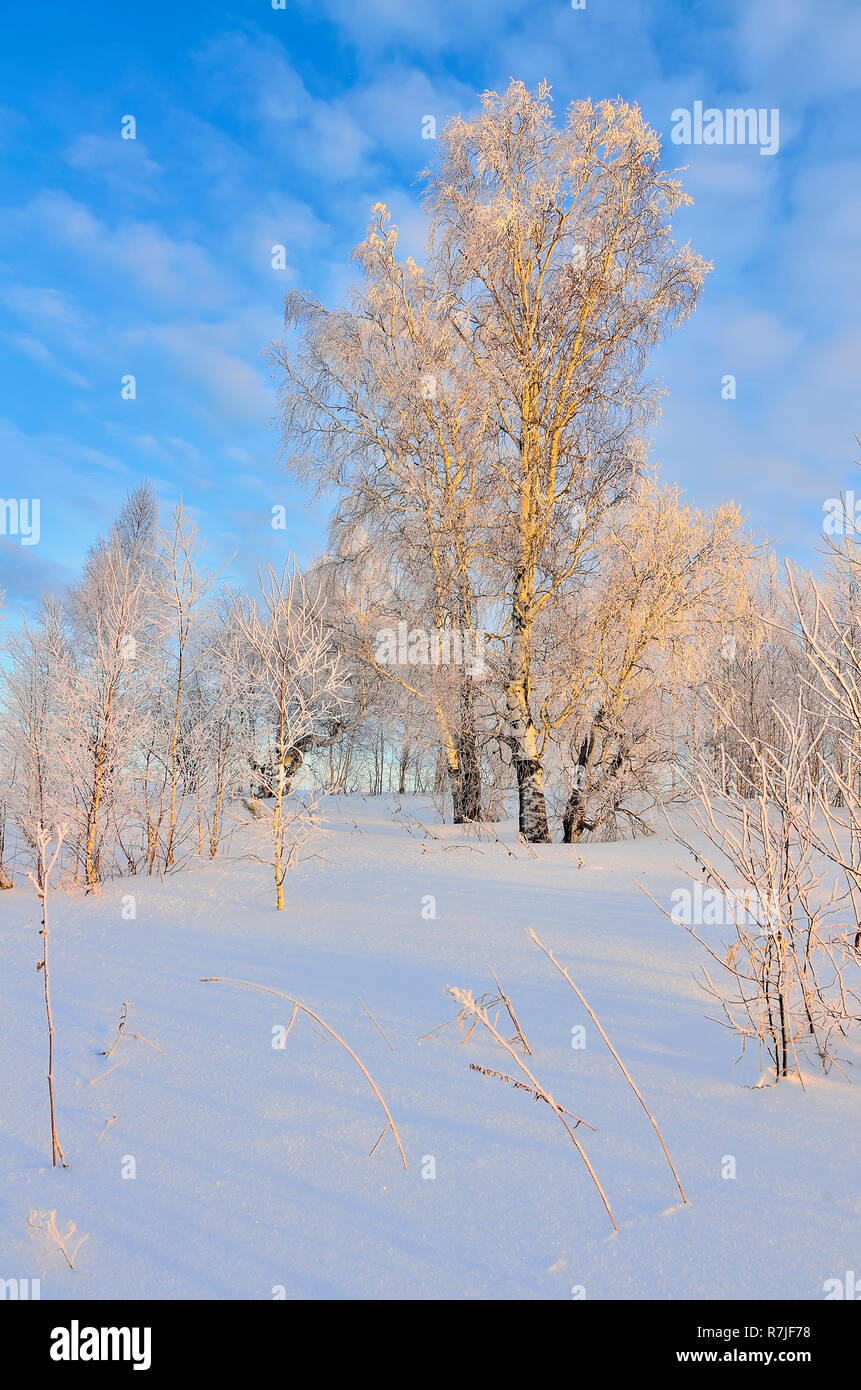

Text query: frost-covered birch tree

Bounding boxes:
[274,80,708,839]
[230,563,343,910]
[425,82,709,839]
[272,203,491,822]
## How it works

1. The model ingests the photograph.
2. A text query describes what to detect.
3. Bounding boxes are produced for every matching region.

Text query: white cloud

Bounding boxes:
[64,133,162,199]
[197,32,373,180]
[127,320,275,425]
[736,0,861,100]
[0,194,229,311]
[4,333,90,387]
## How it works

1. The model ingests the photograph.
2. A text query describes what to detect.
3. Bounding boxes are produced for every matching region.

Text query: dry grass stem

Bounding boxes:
[201,976,407,1169]
[529,928,687,1205]
[447,984,617,1231]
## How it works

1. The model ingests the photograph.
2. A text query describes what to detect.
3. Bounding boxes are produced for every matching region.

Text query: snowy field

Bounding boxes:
[2,795,859,1301]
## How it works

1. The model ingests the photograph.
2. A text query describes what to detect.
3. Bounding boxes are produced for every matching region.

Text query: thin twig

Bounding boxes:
[358,996,394,1050]
[469,1063,595,1129]
[28,1210,88,1271]
[201,976,407,1169]
[27,828,68,1168]
[448,985,617,1231]
[488,965,532,1053]
[89,1060,123,1086]
[101,1001,129,1058]
[529,928,687,1205]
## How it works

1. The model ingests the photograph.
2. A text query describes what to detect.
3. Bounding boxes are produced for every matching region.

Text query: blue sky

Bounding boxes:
[1,0,859,625]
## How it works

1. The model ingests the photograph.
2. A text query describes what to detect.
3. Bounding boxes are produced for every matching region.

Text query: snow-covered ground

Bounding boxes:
[1,796,859,1300]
